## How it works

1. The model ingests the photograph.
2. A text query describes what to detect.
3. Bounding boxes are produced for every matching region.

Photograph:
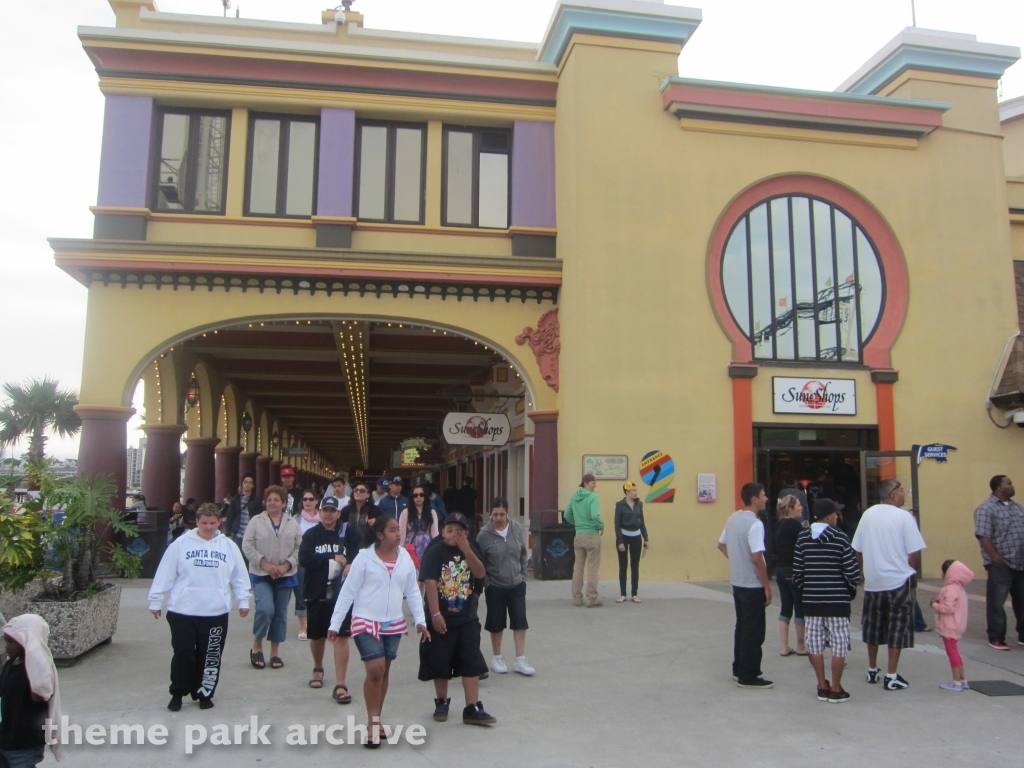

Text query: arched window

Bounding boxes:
[721,195,885,363]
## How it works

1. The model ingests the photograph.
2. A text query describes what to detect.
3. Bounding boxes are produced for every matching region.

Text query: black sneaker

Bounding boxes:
[433,697,450,722]
[167,696,182,712]
[463,701,497,725]
[828,688,851,703]
[737,678,774,689]
[198,697,214,710]
[817,680,831,702]
[883,673,909,691]
[479,671,489,681]
[866,668,880,684]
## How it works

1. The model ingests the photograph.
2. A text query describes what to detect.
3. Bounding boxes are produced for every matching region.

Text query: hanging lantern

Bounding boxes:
[271,431,281,447]
[241,411,253,434]
[185,375,200,409]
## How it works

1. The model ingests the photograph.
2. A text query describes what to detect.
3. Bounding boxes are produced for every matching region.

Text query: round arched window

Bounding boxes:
[721,195,885,363]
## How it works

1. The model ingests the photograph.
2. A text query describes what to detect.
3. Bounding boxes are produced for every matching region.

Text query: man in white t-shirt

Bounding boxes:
[851,478,926,691]
[322,474,350,511]
[717,482,773,689]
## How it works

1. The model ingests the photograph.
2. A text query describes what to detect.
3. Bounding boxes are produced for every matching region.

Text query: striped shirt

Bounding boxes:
[792,524,861,618]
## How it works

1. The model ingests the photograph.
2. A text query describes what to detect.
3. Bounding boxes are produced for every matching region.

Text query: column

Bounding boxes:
[215,445,244,505]
[256,456,271,496]
[183,437,220,505]
[76,406,135,559]
[528,410,558,511]
[269,459,282,486]
[94,95,154,240]
[239,451,258,485]
[141,424,186,512]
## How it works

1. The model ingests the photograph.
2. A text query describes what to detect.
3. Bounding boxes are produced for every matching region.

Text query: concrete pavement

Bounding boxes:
[40,577,1024,767]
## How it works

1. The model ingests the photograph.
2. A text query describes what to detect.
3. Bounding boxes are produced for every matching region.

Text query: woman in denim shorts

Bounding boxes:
[328,515,429,748]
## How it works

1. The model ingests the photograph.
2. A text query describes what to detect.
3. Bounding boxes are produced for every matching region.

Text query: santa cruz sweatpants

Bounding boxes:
[166,611,229,700]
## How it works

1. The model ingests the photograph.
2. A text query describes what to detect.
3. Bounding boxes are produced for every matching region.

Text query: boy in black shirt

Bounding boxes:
[418,513,497,725]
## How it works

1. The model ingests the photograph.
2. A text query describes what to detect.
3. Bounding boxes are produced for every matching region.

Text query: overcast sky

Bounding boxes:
[1,0,1021,461]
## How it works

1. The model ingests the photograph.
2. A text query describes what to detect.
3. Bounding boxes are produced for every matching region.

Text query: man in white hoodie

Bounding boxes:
[149,503,251,712]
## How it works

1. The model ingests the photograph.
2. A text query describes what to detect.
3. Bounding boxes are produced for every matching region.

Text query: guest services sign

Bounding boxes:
[772,377,857,416]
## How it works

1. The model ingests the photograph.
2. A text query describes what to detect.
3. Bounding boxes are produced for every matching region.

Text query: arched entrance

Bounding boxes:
[74,293,559,523]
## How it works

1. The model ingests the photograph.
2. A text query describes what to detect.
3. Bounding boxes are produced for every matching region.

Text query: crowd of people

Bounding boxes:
[7,466,1024,762]
[146,471,533,748]
[714,473,1024,700]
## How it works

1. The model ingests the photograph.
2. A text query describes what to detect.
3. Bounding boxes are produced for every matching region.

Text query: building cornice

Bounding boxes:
[837,27,1020,96]
[662,77,949,139]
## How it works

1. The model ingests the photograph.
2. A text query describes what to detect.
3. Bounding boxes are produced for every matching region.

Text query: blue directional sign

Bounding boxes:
[912,444,957,465]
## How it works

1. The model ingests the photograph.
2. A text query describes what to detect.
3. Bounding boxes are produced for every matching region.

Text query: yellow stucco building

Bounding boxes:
[55,0,1024,581]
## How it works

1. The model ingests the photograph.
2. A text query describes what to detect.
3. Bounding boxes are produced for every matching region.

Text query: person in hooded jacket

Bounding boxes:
[149,503,251,711]
[478,497,533,676]
[930,559,975,692]
[614,482,650,604]
[792,499,860,703]
[563,473,605,607]
[1,614,63,767]
[299,496,362,703]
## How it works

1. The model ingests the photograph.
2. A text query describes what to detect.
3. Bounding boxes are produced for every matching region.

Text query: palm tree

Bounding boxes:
[0,377,82,464]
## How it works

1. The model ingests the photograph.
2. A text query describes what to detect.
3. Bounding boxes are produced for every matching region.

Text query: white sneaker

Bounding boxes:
[491,655,508,674]
[514,656,535,676]
[939,680,964,692]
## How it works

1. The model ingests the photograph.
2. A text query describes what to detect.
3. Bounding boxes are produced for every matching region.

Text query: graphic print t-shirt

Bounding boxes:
[419,541,483,626]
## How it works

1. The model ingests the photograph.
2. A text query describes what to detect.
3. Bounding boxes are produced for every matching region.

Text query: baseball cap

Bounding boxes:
[320,496,341,511]
[443,512,471,530]
[280,467,296,477]
[813,499,840,520]
[623,481,637,494]
[390,476,403,485]
[376,477,389,488]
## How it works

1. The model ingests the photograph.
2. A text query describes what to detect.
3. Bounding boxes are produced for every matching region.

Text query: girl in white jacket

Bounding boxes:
[328,515,428,747]
[149,504,251,712]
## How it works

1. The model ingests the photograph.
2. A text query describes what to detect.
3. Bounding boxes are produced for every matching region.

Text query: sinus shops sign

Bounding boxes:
[772,377,857,416]
[442,413,511,446]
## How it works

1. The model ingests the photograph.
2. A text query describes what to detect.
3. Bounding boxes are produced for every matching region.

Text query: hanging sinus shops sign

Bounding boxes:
[772,377,857,416]
[442,413,511,446]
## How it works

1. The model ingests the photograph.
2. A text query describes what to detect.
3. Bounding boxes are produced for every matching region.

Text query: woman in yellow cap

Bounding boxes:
[614,483,650,603]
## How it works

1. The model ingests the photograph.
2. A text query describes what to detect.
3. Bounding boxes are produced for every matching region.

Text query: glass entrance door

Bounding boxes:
[860,451,920,521]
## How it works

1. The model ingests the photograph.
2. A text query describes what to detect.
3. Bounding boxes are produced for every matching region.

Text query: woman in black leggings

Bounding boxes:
[775,494,807,656]
[614,483,649,603]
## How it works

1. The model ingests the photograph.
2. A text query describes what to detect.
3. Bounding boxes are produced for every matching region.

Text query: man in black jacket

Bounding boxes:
[299,496,361,702]
[793,499,861,703]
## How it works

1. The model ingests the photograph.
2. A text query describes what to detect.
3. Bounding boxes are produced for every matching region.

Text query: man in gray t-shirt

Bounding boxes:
[718,483,773,689]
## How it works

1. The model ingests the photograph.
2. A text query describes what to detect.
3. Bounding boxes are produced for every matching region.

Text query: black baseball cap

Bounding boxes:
[320,496,341,511]
[443,512,471,530]
[813,499,840,520]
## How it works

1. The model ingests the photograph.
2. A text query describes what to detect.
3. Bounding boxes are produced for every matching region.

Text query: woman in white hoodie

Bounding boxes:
[149,503,251,712]
[328,514,429,748]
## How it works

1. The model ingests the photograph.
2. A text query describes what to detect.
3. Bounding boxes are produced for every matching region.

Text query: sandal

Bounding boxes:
[333,684,352,704]
[250,650,265,669]
[270,656,284,669]
[780,649,796,657]
[615,596,627,603]
[309,668,325,688]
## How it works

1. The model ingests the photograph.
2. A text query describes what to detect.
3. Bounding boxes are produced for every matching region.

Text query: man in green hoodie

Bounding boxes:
[564,474,605,607]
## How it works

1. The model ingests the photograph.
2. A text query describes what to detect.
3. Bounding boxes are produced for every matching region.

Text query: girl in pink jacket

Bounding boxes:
[930,559,974,692]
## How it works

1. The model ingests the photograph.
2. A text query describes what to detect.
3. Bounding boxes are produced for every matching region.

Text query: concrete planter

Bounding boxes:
[26,583,121,662]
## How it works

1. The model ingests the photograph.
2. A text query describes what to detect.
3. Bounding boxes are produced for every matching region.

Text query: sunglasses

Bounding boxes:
[302,497,316,502]
[412,493,425,498]
[354,488,368,493]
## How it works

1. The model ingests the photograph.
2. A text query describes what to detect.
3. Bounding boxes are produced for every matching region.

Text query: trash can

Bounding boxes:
[121,509,170,579]
[530,510,575,581]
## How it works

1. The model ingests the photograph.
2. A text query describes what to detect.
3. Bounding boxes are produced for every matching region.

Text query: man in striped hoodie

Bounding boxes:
[793,499,861,703]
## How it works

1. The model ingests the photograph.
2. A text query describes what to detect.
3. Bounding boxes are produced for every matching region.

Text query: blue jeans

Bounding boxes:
[353,632,401,662]
[0,747,45,768]
[252,580,292,643]
[293,564,307,617]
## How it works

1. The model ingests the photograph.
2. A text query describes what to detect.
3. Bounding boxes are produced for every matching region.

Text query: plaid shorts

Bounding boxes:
[861,579,915,649]
[804,616,851,657]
